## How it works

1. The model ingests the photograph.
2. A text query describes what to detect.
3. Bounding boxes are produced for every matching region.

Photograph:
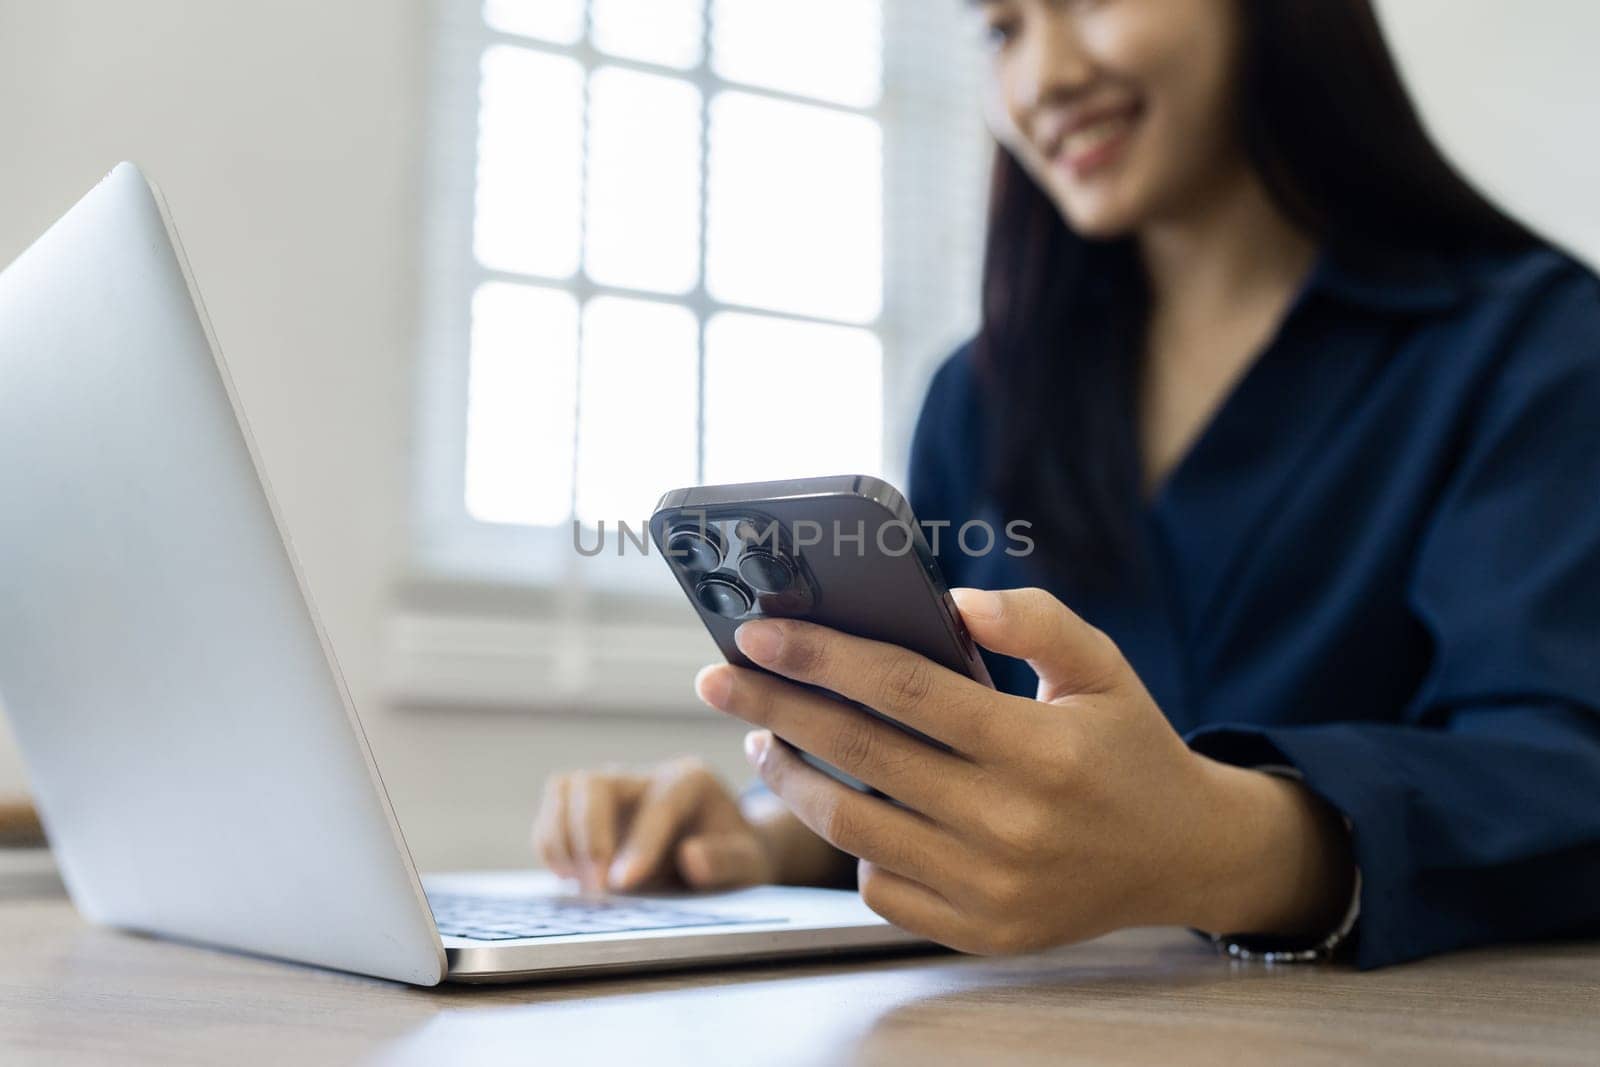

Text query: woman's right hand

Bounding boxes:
[533,757,845,894]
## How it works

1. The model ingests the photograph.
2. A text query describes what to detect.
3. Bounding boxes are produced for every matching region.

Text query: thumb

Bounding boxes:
[675,831,770,889]
[950,587,1125,699]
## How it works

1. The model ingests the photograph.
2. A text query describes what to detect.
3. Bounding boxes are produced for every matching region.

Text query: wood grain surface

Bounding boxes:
[1,850,1595,1066]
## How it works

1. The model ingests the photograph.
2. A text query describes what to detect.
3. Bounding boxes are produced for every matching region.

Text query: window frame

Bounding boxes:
[397,0,990,712]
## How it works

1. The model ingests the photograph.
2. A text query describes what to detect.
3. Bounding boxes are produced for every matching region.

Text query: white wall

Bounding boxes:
[1375,0,1600,268]
[1,0,1597,870]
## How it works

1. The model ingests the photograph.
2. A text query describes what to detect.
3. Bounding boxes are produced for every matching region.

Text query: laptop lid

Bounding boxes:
[0,164,445,985]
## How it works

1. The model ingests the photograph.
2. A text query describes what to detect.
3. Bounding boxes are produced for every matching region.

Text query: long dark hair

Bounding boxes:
[976,0,1538,580]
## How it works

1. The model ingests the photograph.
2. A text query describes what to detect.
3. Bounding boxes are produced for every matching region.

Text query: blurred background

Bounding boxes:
[1,0,1597,871]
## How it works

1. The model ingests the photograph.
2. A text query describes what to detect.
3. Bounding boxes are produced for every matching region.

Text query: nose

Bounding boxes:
[1002,11,1096,135]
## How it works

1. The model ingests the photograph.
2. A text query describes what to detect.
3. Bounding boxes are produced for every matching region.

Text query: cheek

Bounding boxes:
[1099,6,1241,213]
[982,65,1033,163]
[982,74,1058,198]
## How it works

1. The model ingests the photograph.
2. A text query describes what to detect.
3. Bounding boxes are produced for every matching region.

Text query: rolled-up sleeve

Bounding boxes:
[1189,268,1600,969]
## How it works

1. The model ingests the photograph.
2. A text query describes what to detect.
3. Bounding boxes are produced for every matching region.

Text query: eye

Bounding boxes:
[981,13,1020,51]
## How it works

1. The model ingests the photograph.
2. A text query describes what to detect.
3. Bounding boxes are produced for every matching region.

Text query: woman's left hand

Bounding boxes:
[694,587,1354,955]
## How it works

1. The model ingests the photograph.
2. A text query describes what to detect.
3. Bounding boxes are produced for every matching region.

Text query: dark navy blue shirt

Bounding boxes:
[909,245,1600,969]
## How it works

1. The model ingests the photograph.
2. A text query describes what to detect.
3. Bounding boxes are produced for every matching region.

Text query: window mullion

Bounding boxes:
[567,0,597,526]
[694,0,713,484]
[481,28,880,120]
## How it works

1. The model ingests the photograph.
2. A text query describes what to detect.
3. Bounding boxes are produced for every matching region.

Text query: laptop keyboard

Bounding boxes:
[429,891,776,941]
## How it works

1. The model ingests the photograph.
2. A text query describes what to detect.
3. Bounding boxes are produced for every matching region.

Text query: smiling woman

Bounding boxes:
[532,0,1600,971]
[973,0,1538,569]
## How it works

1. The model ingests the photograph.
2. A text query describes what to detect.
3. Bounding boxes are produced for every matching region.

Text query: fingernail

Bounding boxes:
[744,729,771,768]
[695,664,733,711]
[951,587,1001,620]
[608,853,632,888]
[734,621,782,663]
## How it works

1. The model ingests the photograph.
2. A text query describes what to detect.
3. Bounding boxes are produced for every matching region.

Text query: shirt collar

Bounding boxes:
[1304,243,1474,315]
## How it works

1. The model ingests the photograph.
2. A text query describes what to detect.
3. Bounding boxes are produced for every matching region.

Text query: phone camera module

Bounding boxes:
[737,550,795,595]
[695,577,753,619]
[667,523,725,574]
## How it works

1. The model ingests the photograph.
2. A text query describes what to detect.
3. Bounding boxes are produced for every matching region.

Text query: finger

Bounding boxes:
[698,663,988,825]
[533,775,576,878]
[675,831,768,889]
[745,730,955,891]
[609,761,712,891]
[732,619,1000,754]
[950,587,1124,699]
[855,860,984,953]
[568,773,619,892]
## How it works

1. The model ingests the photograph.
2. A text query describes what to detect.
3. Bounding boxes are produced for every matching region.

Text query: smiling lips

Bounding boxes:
[1049,104,1142,178]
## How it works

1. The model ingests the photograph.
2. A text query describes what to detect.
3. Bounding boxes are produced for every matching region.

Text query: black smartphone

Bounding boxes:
[650,475,993,794]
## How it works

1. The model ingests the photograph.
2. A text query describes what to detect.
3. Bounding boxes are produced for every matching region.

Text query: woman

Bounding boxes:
[533,0,1600,968]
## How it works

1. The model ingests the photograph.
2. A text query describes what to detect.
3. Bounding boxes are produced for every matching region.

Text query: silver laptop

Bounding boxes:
[0,164,926,984]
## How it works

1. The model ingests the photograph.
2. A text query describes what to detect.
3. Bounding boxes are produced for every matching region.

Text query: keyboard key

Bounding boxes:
[428,891,780,941]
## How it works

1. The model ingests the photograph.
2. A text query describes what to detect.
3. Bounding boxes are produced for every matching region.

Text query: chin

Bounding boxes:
[1065,213,1136,240]
[1045,179,1146,240]
[1054,196,1142,240]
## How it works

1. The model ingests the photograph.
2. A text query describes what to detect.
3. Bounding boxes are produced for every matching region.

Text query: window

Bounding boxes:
[409,0,988,637]
[464,0,890,546]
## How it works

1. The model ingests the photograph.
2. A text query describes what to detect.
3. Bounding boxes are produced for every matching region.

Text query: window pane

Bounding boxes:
[465,283,579,526]
[474,46,585,279]
[593,0,704,70]
[703,313,882,484]
[575,298,700,525]
[711,0,882,108]
[707,92,882,323]
[483,0,584,44]
[585,68,703,295]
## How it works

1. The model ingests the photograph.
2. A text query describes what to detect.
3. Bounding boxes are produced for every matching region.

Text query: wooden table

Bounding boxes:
[2,850,1596,1066]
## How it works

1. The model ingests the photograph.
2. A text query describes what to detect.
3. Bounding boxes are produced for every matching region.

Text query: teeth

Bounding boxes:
[1061,115,1131,159]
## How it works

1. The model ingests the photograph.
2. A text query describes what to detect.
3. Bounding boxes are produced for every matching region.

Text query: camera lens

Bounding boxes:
[737,550,794,595]
[695,577,753,619]
[667,524,724,573]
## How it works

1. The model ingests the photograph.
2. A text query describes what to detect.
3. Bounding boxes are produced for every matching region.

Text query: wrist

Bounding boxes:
[1178,756,1355,938]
